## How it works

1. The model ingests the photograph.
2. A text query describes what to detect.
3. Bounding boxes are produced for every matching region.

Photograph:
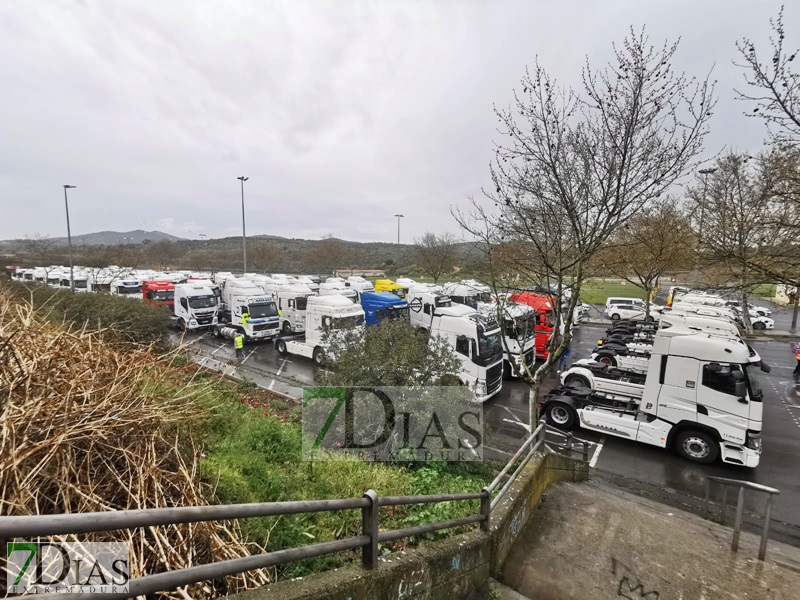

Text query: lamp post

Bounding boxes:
[63,185,77,292]
[698,168,717,240]
[238,176,249,273]
[393,214,404,244]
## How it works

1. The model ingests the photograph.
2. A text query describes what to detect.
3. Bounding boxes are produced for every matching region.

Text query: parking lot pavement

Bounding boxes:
[176,321,800,547]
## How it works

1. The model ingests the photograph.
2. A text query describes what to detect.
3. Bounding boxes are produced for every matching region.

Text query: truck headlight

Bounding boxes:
[189,320,197,326]
[745,430,762,451]
[475,381,487,396]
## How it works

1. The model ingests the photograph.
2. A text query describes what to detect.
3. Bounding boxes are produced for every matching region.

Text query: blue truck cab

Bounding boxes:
[360,291,410,326]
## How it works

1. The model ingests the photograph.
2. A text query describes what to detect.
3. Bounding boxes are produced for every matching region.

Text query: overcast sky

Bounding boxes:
[0,0,793,243]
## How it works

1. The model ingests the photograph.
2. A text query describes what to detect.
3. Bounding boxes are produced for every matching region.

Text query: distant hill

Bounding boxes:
[0,230,183,248]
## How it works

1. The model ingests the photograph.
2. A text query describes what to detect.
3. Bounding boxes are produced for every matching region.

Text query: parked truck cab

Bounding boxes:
[360,291,410,326]
[142,280,175,307]
[545,330,769,467]
[481,302,536,379]
[407,286,452,329]
[110,278,142,298]
[430,304,504,402]
[374,279,406,299]
[215,279,281,342]
[174,283,219,331]
[319,282,357,302]
[276,295,366,365]
[509,291,555,359]
[276,284,315,334]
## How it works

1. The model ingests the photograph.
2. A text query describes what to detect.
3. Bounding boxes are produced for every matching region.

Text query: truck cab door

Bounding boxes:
[696,363,751,444]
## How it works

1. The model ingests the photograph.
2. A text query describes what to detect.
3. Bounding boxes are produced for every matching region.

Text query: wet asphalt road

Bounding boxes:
[178,304,800,547]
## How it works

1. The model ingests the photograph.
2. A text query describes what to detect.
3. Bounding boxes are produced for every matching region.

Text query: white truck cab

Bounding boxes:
[319,282,357,302]
[347,276,375,296]
[430,304,504,402]
[276,295,365,365]
[174,283,219,331]
[479,302,537,379]
[407,285,453,329]
[110,278,143,298]
[547,329,769,467]
[276,284,316,334]
[214,279,280,341]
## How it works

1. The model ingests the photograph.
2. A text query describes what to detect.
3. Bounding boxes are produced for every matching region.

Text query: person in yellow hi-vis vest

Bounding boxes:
[241,309,250,330]
[234,332,245,360]
[793,342,800,378]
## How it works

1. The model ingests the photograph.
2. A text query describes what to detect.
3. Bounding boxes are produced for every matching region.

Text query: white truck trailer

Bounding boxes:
[213,279,280,342]
[543,330,769,466]
[275,295,365,365]
[174,282,219,331]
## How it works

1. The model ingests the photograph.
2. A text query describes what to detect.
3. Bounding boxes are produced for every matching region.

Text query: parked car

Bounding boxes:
[604,303,660,322]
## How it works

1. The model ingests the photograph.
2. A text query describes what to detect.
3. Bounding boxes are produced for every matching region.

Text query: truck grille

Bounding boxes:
[253,322,279,332]
[487,363,503,395]
[196,316,214,325]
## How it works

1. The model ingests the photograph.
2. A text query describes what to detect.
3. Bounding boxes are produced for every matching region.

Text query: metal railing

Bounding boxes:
[704,475,780,560]
[1,421,571,598]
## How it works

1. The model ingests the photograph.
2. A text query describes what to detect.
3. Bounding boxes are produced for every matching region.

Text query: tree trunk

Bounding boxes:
[740,288,753,334]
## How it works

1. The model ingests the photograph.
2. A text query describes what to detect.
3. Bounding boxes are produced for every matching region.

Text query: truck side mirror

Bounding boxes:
[734,380,748,402]
[706,362,722,373]
[760,362,771,373]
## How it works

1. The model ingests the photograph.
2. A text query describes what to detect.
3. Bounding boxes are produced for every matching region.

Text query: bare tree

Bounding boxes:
[302,236,352,276]
[455,28,714,427]
[21,235,60,279]
[735,7,800,145]
[413,232,458,283]
[597,201,696,314]
[688,153,777,332]
[248,241,285,273]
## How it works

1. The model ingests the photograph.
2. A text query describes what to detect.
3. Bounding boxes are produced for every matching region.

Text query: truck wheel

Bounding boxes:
[595,353,617,367]
[564,374,590,389]
[178,318,186,332]
[276,339,288,356]
[753,321,766,330]
[675,430,719,464]
[610,313,620,321]
[213,325,221,338]
[313,347,325,366]
[282,320,292,334]
[545,402,576,429]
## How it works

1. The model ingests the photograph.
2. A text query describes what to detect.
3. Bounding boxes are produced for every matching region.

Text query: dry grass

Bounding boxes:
[0,290,270,598]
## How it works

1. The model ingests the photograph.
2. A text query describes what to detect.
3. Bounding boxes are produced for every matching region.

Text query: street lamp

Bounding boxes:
[698,168,717,240]
[238,176,249,273]
[393,214,404,244]
[63,185,77,292]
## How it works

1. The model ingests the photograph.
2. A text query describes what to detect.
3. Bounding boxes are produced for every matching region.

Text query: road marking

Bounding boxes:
[211,342,228,356]
[482,444,513,457]
[501,405,531,432]
[268,379,275,390]
[589,436,605,468]
[461,439,479,458]
[241,348,257,364]
[276,358,288,376]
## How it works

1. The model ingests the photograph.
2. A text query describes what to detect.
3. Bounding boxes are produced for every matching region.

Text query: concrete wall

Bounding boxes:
[234,451,589,600]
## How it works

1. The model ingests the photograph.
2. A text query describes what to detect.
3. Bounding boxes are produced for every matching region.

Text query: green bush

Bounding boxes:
[1,281,170,344]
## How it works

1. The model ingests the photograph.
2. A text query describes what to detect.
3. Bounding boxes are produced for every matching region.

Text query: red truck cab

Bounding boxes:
[509,291,555,359]
[142,280,175,308]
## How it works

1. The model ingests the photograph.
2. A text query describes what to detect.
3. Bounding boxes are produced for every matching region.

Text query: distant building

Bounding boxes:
[335,268,385,278]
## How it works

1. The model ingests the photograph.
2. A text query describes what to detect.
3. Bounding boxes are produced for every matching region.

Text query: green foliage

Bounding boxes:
[579,280,649,305]
[2,281,169,343]
[322,319,462,387]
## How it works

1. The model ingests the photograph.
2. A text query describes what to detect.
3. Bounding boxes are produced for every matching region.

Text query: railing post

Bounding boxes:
[361,489,379,568]
[721,487,728,526]
[581,441,589,463]
[480,487,491,532]
[731,486,745,553]
[537,419,547,448]
[759,495,774,561]
[565,432,573,458]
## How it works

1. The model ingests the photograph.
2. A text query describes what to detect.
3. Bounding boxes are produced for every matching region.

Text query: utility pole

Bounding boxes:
[63,185,77,292]
[393,214,404,244]
[697,167,717,240]
[238,176,249,273]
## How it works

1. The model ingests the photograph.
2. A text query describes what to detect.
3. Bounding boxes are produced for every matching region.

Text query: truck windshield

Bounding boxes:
[477,292,492,303]
[391,289,406,299]
[75,280,88,289]
[119,285,142,295]
[248,303,278,318]
[331,315,365,329]
[477,331,503,364]
[189,296,217,309]
[151,290,174,301]
[507,316,534,340]
[743,363,764,401]
[387,306,410,322]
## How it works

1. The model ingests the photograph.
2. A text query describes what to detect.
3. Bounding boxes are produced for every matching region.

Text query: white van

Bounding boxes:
[605,297,646,311]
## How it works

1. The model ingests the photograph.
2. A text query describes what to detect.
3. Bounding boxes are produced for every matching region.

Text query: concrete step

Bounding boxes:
[467,578,532,600]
